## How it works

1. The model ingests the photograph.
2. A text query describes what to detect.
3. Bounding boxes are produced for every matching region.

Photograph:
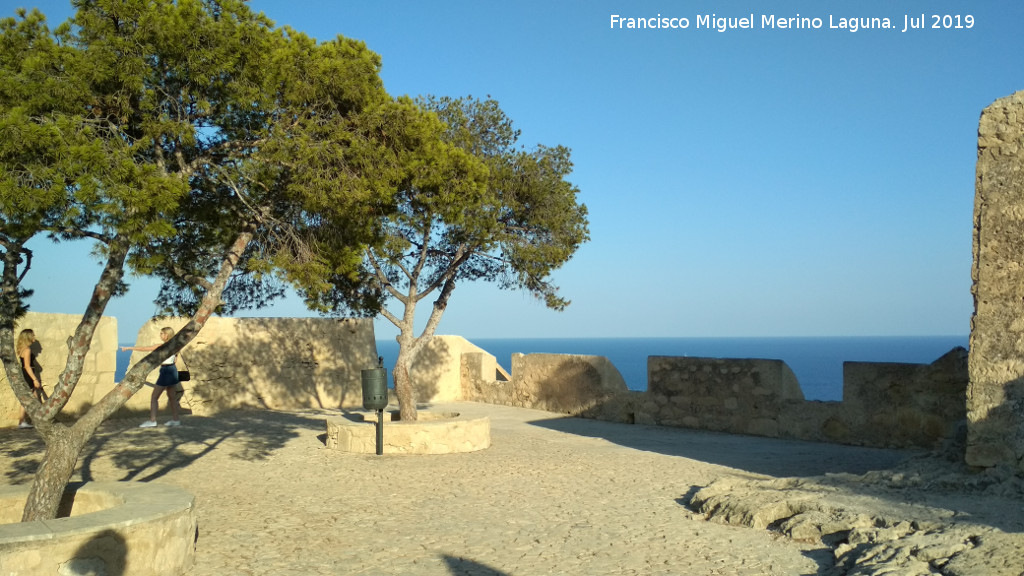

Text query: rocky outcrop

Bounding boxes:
[688,454,1024,575]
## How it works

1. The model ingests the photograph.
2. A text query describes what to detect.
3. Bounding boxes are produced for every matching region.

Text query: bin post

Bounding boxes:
[375,409,384,455]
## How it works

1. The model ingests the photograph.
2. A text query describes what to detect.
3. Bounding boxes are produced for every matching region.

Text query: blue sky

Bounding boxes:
[13,1,1023,342]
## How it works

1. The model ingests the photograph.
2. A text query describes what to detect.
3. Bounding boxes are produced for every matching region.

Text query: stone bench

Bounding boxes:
[325,411,491,454]
[0,481,197,576]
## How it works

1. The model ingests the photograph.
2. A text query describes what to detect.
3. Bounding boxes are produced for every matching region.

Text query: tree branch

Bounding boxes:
[32,235,130,421]
[77,230,254,432]
[16,246,31,284]
[366,248,406,303]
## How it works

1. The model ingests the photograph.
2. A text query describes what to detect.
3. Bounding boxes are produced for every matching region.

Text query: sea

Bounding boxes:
[116,335,969,402]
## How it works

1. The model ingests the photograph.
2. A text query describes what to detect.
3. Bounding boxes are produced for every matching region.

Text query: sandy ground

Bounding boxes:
[0,402,1019,575]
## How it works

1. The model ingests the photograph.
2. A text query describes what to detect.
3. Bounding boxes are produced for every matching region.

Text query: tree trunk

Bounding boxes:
[21,424,92,522]
[17,230,253,521]
[392,343,418,421]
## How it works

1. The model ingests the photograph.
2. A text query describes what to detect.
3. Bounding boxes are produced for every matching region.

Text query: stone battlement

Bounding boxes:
[452,336,967,450]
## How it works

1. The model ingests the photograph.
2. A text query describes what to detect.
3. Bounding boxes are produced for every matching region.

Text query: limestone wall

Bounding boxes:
[128,317,377,415]
[0,312,124,423]
[405,335,490,403]
[639,356,804,436]
[458,340,967,450]
[839,348,967,448]
[968,90,1024,471]
[2,313,377,426]
[632,349,966,448]
[0,482,197,576]
[460,349,628,414]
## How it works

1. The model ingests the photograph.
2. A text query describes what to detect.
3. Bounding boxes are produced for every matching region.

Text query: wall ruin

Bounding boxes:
[968,90,1024,471]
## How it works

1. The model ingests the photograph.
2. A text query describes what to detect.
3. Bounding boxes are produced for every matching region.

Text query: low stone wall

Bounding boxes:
[637,348,967,448]
[3,313,378,425]
[457,340,967,450]
[0,481,197,576]
[836,348,967,447]
[128,317,377,415]
[325,411,491,454]
[405,336,493,404]
[641,356,804,436]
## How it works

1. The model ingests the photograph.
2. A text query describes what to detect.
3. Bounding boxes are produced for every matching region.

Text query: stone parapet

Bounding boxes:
[643,356,803,436]
[459,341,967,450]
[405,335,492,404]
[637,349,966,448]
[840,348,967,448]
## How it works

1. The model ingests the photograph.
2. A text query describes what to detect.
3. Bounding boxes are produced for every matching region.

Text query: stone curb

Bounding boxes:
[325,411,491,454]
[0,481,197,576]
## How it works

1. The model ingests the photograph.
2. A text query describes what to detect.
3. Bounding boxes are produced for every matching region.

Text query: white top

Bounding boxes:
[162,354,176,366]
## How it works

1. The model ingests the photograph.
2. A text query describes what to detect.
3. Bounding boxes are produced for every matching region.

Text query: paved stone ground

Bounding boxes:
[0,402,998,575]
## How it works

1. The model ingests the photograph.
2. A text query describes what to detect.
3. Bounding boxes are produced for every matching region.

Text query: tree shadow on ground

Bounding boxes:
[528,415,916,478]
[557,408,1024,537]
[799,550,838,576]
[442,555,510,576]
[75,409,326,483]
[0,429,44,484]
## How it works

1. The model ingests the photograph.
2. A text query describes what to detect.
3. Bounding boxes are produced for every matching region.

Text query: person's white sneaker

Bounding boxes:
[18,422,33,429]
[164,420,181,427]
[138,420,158,428]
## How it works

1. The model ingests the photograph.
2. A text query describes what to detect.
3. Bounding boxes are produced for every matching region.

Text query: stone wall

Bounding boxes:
[0,482,196,576]
[460,349,628,414]
[0,312,126,423]
[840,348,967,448]
[634,348,966,448]
[968,90,1024,472]
[2,313,377,426]
[641,356,804,436]
[458,340,968,450]
[128,317,377,415]
[405,335,492,404]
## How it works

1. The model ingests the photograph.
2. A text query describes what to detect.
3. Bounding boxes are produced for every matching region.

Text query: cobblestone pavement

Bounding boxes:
[0,403,917,575]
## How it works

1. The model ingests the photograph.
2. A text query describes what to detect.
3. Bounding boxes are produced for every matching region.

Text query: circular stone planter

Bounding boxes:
[325,411,491,454]
[0,481,197,576]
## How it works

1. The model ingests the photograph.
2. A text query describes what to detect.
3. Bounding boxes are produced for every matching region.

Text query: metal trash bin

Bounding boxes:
[361,363,388,411]
[360,357,387,455]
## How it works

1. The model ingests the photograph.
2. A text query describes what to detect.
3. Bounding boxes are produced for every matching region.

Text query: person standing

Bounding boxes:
[15,329,44,429]
[121,327,181,427]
